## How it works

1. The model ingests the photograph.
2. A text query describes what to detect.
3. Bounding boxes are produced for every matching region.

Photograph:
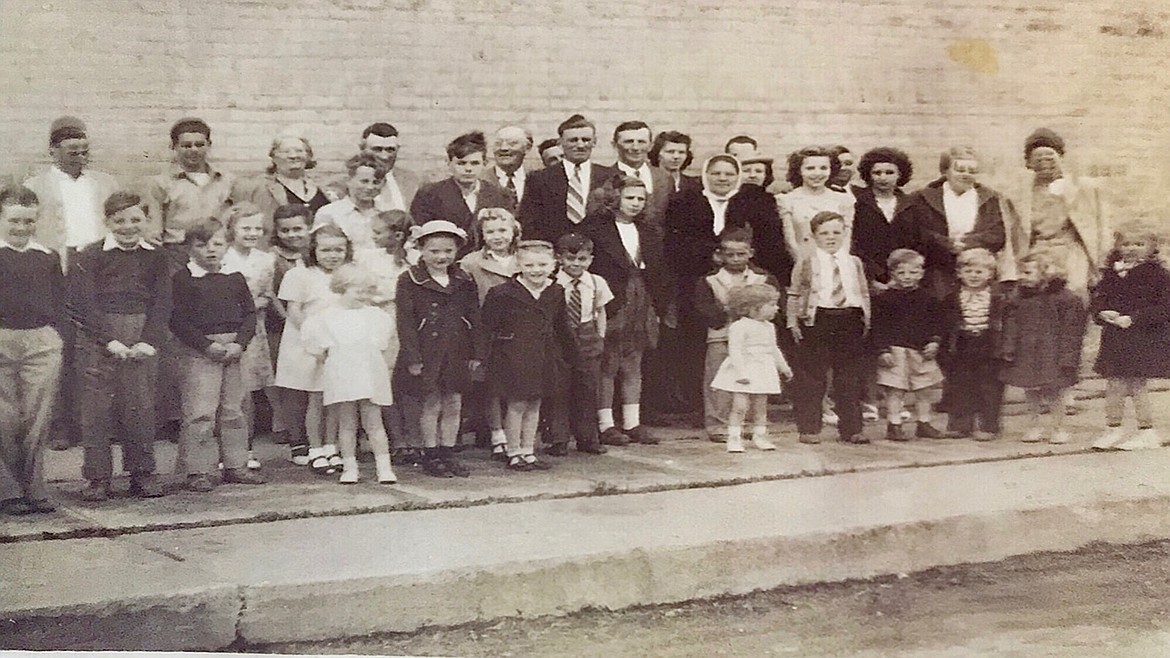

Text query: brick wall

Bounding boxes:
[1,0,1166,213]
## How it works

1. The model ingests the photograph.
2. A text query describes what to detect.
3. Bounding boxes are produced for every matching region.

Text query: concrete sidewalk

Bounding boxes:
[4,383,1170,650]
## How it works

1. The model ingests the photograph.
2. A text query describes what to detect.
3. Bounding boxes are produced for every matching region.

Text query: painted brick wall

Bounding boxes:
[1,0,1166,213]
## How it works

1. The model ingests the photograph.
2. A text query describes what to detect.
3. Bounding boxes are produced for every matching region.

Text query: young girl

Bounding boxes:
[582,176,672,446]
[302,264,397,483]
[1090,222,1170,451]
[778,146,856,259]
[395,220,480,478]
[871,249,946,441]
[481,240,575,470]
[275,224,349,473]
[357,210,412,461]
[999,251,1087,444]
[221,203,277,469]
[459,207,520,457]
[710,283,793,452]
[267,204,310,456]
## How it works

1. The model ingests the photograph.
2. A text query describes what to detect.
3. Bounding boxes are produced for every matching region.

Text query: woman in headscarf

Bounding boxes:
[234,132,333,234]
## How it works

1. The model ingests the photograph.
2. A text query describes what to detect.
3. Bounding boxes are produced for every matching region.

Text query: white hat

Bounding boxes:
[411,220,468,244]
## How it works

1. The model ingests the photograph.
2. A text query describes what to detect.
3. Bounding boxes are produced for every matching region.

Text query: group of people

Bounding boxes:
[1,111,1165,517]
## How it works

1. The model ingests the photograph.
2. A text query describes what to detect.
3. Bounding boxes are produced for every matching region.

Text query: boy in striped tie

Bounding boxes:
[787,211,871,445]
[543,233,612,455]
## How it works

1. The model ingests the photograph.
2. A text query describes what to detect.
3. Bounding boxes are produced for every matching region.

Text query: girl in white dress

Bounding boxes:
[221,204,277,470]
[302,264,396,483]
[275,224,349,473]
[710,283,793,453]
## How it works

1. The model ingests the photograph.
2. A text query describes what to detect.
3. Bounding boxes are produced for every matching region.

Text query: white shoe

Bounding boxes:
[726,435,745,453]
[1049,429,1071,445]
[822,410,839,427]
[1021,427,1045,443]
[751,434,777,451]
[246,453,261,470]
[1093,426,1129,451]
[339,457,360,484]
[1116,428,1164,451]
[861,404,880,423]
[899,410,912,422]
[375,454,397,484]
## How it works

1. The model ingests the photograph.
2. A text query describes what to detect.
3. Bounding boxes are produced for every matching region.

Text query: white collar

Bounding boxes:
[186,261,218,278]
[495,166,524,180]
[562,160,591,178]
[102,234,155,251]
[943,181,975,199]
[50,165,90,182]
[0,239,52,254]
[617,162,647,176]
[556,269,592,288]
[816,247,844,262]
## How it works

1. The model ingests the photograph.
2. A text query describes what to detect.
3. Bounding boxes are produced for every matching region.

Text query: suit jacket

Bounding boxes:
[410,177,515,244]
[23,166,118,263]
[518,161,615,243]
[479,166,531,207]
[579,209,672,318]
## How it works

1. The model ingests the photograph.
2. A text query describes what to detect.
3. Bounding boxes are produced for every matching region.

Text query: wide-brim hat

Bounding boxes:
[411,219,468,244]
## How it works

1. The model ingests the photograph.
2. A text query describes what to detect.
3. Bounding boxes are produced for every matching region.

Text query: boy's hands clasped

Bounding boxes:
[107,340,158,361]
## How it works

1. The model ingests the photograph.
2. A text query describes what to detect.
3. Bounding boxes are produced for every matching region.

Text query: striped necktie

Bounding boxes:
[830,257,847,307]
[568,277,583,326]
[567,164,586,224]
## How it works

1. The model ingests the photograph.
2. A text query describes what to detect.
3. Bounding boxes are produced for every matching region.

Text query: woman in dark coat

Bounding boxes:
[896,146,1006,299]
[852,147,914,289]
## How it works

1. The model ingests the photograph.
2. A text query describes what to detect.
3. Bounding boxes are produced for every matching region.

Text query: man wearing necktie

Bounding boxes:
[518,114,614,244]
[485,125,533,207]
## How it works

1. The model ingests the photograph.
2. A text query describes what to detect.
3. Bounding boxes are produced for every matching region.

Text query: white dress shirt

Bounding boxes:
[562,160,593,193]
[50,166,104,248]
[615,221,642,268]
[942,181,979,241]
[616,162,654,194]
[556,269,614,327]
[813,248,865,308]
[494,166,526,202]
[377,171,407,211]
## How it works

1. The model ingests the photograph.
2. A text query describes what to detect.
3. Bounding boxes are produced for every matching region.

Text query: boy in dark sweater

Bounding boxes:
[170,217,263,491]
[0,185,65,515]
[69,192,172,500]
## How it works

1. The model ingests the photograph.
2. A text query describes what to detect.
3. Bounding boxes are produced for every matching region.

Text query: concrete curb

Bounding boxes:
[236,495,1170,644]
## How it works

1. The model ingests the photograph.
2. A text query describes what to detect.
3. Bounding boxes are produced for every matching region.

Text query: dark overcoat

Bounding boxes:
[998,280,1086,389]
[479,278,576,400]
[1091,260,1170,378]
[394,264,481,396]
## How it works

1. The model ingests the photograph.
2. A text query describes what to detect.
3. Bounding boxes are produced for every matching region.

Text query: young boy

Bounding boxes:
[70,192,172,500]
[544,233,612,455]
[0,185,65,515]
[871,249,946,441]
[694,228,781,443]
[170,217,264,491]
[409,131,515,243]
[787,211,871,444]
[940,248,1006,440]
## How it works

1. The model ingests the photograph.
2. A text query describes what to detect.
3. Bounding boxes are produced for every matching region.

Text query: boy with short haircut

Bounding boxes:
[544,233,612,455]
[940,247,1006,440]
[146,118,234,257]
[787,211,871,445]
[69,192,172,500]
[694,228,781,442]
[170,217,264,491]
[0,185,65,515]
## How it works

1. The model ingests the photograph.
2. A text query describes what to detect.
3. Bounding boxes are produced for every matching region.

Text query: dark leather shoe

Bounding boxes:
[624,426,658,445]
[129,475,166,498]
[577,443,607,455]
[186,474,215,492]
[222,468,266,485]
[840,433,870,445]
[545,442,570,457]
[80,480,111,502]
[916,422,945,439]
[600,427,630,446]
[886,424,908,442]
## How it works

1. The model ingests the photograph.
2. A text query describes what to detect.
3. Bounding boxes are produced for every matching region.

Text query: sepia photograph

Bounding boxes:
[2,0,1169,655]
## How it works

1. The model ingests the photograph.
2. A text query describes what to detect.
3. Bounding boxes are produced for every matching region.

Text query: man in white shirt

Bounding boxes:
[610,121,674,229]
[23,116,118,264]
[356,122,420,212]
[486,125,533,205]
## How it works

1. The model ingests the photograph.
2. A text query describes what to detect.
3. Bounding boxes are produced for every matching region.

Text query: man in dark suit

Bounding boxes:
[608,121,675,228]
[410,131,514,253]
[518,114,614,243]
[483,125,533,206]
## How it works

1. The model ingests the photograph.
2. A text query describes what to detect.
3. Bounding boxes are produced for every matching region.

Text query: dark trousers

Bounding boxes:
[79,314,158,480]
[792,308,865,438]
[643,276,705,415]
[943,333,1004,433]
[543,322,604,448]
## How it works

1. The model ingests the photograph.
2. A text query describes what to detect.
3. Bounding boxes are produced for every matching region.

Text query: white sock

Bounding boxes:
[323,443,338,457]
[728,426,742,439]
[752,425,768,439]
[491,429,507,446]
[307,447,324,459]
[598,408,614,432]
[621,404,640,430]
